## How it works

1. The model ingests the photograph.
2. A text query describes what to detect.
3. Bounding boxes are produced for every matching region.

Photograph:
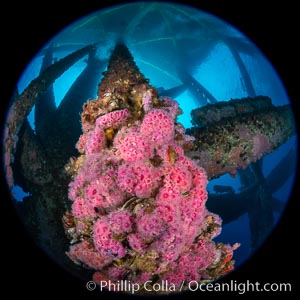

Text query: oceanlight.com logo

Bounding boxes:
[86,280,292,294]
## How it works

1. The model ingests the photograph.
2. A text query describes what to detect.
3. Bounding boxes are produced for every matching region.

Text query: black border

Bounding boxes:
[1,1,298,298]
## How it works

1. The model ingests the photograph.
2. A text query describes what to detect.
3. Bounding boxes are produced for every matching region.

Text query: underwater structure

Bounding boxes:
[64,44,240,292]
[2,2,297,296]
[3,41,295,294]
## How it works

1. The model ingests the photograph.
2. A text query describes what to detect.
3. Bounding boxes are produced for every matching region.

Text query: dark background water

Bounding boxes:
[1,0,298,298]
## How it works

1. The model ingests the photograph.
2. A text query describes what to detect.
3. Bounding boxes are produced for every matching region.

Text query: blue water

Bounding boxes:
[9,1,297,273]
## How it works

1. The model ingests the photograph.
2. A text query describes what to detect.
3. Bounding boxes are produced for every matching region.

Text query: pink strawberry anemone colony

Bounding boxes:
[63,44,239,295]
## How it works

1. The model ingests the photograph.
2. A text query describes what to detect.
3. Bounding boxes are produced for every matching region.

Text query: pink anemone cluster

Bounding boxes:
[66,92,239,292]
